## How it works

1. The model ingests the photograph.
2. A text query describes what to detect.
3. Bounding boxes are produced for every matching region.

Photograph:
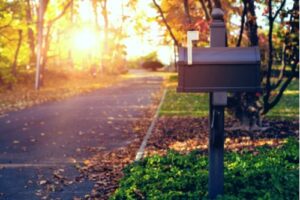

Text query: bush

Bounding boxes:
[0,67,16,90]
[142,60,164,71]
[111,138,299,199]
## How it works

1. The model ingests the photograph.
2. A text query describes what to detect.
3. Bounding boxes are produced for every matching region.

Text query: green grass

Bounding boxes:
[162,75,299,120]
[160,89,209,117]
[266,79,299,119]
[168,74,178,82]
[266,92,299,119]
[160,75,208,117]
[283,79,299,90]
[111,138,299,199]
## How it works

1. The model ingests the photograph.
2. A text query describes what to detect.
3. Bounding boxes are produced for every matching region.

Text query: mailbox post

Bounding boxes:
[177,8,260,200]
[209,8,226,199]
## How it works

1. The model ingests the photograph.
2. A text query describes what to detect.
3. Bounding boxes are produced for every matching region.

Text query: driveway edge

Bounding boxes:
[135,89,167,161]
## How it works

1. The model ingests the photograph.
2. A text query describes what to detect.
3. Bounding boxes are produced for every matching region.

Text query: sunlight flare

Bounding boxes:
[72,28,99,51]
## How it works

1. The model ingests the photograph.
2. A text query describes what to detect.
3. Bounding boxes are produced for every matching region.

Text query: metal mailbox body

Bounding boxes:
[177,47,261,92]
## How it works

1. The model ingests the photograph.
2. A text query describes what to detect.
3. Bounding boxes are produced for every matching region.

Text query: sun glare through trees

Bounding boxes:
[0,0,298,199]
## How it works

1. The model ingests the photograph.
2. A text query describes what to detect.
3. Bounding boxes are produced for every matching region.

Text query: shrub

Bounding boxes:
[142,60,164,71]
[111,138,299,199]
[0,67,16,90]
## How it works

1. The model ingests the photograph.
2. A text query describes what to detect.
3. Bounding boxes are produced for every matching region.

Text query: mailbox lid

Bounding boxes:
[178,47,260,65]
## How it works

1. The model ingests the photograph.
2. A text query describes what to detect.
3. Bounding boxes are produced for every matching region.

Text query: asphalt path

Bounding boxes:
[0,71,163,199]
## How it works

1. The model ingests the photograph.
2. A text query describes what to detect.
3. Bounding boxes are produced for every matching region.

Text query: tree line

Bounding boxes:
[0,0,136,89]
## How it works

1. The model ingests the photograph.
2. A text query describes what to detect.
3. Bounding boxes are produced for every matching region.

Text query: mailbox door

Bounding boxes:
[177,63,260,92]
[177,47,261,92]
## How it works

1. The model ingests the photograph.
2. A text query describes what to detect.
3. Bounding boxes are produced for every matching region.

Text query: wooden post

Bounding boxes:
[208,8,226,199]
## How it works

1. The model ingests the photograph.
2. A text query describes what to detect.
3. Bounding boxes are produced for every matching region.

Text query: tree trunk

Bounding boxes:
[228,0,261,128]
[36,0,72,89]
[40,24,51,86]
[12,29,23,77]
[183,0,192,25]
[213,0,222,8]
[262,0,297,114]
[100,0,109,72]
[25,0,35,67]
[35,0,45,90]
[236,0,247,47]
[246,0,258,46]
[199,0,211,21]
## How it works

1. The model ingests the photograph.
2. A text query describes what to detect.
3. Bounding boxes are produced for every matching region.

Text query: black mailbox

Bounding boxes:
[177,47,261,92]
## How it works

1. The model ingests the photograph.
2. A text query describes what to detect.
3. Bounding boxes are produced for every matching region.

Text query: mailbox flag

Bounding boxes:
[187,31,199,65]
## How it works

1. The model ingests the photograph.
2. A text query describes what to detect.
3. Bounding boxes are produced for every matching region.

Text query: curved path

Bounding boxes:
[0,70,163,199]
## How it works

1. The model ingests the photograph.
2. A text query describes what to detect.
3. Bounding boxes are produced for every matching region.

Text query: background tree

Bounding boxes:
[152,0,298,127]
[262,0,299,114]
[35,0,73,88]
[228,0,299,128]
[227,0,261,128]
[25,0,36,66]
[0,0,27,89]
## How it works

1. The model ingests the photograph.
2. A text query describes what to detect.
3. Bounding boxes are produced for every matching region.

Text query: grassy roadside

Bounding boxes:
[160,74,299,119]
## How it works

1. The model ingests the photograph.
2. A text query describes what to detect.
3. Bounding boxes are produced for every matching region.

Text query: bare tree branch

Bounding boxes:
[263,70,296,114]
[237,0,247,47]
[152,0,179,46]
[0,19,13,31]
[273,0,286,20]
[263,0,274,108]
[272,45,287,90]
[262,0,298,114]
[12,29,23,77]
[49,0,73,24]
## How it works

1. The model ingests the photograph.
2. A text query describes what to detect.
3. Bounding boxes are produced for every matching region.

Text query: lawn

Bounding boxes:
[111,73,299,199]
[160,74,299,120]
[267,80,299,119]
[160,90,208,117]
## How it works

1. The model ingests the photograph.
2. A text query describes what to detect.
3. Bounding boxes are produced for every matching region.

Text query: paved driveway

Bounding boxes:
[0,71,163,199]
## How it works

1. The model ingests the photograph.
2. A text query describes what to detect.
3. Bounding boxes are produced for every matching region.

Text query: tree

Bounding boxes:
[262,0,299,114]
[25,0,36,66]
[227,0,261,128]
[152,0,298,127]
[91,0,110,72]
[0,0,27,89]
[228,0,299,128]
[35,0,73,89]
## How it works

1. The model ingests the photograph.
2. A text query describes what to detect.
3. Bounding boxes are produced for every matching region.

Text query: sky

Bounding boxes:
[77,0,173,64]
[75,0,294,65]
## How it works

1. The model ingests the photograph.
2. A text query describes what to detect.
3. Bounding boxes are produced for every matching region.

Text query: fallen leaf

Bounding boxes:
[30,138,36,143]
[84,160,91,166]
[39,180,47,185]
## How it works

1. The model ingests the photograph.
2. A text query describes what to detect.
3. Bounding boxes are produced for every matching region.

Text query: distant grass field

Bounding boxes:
[160,74,299,120]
